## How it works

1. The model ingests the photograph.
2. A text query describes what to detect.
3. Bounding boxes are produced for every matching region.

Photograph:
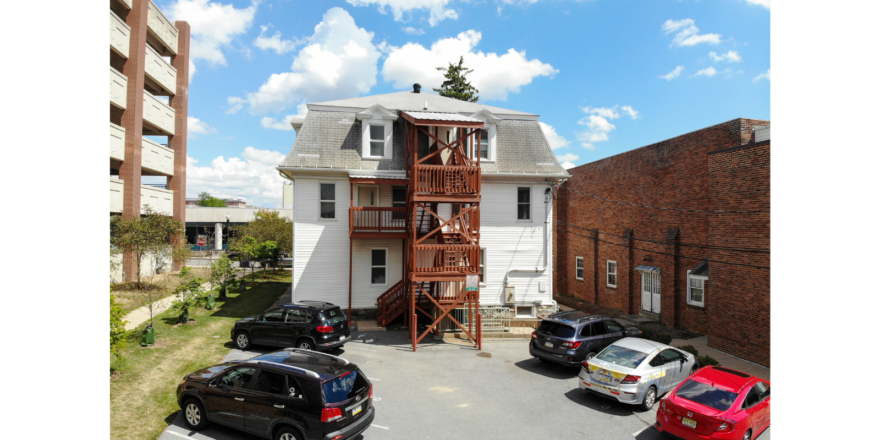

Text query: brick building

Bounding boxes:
[553,118,770,367]
[109,0,189,278]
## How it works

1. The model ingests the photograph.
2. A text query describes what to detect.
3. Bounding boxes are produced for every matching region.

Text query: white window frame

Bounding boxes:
[687,270,707,307]
[370,248,388,286]
[606,260,618,288]
[575,256,584,280]
[516,187,531,222]
[361,117,393,160]
[479,247,487,285]
[515,305,535,318]
[474,124,496,162]
[318,182,336,221]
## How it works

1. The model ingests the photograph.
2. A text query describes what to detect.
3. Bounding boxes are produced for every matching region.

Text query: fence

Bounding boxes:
[437,305,542,341]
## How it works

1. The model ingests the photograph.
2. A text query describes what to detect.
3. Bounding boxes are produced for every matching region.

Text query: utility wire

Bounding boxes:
[554,222,770,270]
[554,219,770,253]
[557,185,770,214]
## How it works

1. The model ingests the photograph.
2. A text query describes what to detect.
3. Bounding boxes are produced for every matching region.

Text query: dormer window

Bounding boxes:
[466,109,501,162]
[479,128,489,159]
[370,125,385,157]
[357,104,398,160]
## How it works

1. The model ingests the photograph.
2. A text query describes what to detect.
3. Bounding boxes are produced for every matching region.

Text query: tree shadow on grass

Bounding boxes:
[209,280,290,320]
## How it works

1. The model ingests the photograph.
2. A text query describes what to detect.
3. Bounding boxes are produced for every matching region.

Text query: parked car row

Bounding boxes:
[175,302,370,440]
[531,310,770,440]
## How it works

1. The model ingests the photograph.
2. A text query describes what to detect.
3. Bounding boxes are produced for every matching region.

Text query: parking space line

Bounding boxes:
[370,378,381,381]
[371,424,390,430]
[164,431,194,439]
[632,424,653,436]
[345,346,376,352]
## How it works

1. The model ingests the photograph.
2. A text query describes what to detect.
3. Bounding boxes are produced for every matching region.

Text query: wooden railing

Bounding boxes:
[376,279,407,327]
[350,207,407,234]
[413,244,480,273]
[414,165,480,195]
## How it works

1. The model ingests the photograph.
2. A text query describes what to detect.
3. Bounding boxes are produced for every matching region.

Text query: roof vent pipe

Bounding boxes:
[413,83,421,93]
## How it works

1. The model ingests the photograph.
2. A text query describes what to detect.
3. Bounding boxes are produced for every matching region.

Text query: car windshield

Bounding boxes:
[320,308,347,325]
[322,369,369,404]
[537,321,576,338]
[676,379,739,411]
[595,346,648,369]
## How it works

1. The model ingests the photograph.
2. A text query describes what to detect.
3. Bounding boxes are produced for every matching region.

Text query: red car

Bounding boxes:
[655,366,770,440]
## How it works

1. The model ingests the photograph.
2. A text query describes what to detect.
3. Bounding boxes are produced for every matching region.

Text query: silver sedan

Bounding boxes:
[577,337,698,411]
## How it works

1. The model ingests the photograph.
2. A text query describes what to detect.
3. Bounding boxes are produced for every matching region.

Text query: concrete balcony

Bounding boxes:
[145,43,177,95]
[110,178,124,213]
[147,0,178,55]
[110,67,128,109]
[143,90,175,135]
[142,138,175,176]
[141,184,174,215]
[113,0,132,10]
[110,123,125,162]
[110,10,131,58]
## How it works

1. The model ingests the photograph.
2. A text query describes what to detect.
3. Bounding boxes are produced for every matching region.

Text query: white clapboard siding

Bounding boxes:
[352,239,404,308]
[110,122,125,162]
[292,178,352,307]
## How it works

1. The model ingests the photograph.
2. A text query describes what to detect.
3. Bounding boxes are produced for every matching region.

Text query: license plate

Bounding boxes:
[598,374,612,382]
[544,342,553,348]
[682,417,697,429]
[352,405,362,416]
[339,335,345,341]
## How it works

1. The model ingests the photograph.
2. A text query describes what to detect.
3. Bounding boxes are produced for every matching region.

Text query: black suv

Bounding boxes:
[232,301,351,352]
[529,311,642,367]
[177,348,374,440]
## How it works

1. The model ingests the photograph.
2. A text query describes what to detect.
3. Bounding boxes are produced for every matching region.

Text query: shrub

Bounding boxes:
[678,345,699,357]
[637,326,673,345]
[110,292,128,358]
[698,355,721,367]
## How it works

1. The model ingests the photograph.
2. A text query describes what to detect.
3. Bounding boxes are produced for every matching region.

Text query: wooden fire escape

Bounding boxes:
[375,112,484,351]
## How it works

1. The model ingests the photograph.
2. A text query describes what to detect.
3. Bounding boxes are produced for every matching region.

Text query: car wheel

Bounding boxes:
[639,386,657,411]
[275,426,302,440]
[296,339,315,350]
[182,399,209,431]
[235,331,252,350]
[689,365,698,376]
[743,429,752,440]
[585,352,597,361]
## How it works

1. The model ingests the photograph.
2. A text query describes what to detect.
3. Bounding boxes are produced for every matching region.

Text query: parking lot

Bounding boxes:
[160,331,770,440]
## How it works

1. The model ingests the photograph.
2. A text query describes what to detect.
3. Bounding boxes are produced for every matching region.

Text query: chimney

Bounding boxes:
[413,83,421,93]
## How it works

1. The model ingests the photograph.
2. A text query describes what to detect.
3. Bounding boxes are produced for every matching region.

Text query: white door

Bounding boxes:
[641,271,661,314]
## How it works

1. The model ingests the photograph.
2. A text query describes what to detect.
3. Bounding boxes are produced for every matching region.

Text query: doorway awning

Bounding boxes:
[634,265,660,274]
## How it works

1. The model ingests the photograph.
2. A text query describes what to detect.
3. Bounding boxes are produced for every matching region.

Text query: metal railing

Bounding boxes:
[438,306,542,340]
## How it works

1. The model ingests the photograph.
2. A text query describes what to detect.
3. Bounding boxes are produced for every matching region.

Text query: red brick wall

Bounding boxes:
[554,118,770,366]
[706,141,771,367]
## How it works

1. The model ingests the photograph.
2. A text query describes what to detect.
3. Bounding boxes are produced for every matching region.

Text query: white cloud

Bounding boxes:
[346,0,458,27]
[382,30,557,101]
[260,103,309,130]
[660,65,685,81]
[254,24,304,55]
[539,122,571,150]
[188,116,217,135]
[189,59,197,82]
[239,8,381,115]
[694,66,718,77]
[556,152,579,169]
[742,0,770,8]
[753,69,771,82]
[167,0,258,68]
[402,27,425,35]
[226,97,246,115]
[662,19,721,47]
[709,50,742,63]
[186,147,288,208]
[559,161,576,169]
[576,105,639,150]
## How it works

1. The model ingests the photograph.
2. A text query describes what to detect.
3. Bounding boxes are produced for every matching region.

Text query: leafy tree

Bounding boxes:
[110,206,190,290]
[171,267,206,321]
[230,236,260,283]
[210,254,236,299]
[230,209,293,256]
[197,191,227,207]
[433,56,479,102]
[110,291,128,358]
[255,241,278,277]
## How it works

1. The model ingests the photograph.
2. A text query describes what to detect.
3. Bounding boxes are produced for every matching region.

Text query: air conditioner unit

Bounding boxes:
[504,287,515,304]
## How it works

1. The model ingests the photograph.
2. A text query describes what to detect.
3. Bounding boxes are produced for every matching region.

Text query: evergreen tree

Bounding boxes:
[433,56,479,102]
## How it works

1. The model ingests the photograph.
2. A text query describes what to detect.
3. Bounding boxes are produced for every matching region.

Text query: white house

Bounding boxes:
[277,85,570,346]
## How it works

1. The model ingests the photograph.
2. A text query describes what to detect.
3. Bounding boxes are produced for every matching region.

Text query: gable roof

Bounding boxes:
[310,90,538,119]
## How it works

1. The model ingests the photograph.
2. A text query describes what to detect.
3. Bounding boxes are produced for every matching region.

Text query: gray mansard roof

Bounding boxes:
[278,91,568,176]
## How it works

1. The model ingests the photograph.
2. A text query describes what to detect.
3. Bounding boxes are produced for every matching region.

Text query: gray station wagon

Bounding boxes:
[529,311,642,367]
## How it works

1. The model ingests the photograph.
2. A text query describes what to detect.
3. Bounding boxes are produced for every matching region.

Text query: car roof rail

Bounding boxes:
[285,347,350,365]
[251,361,320,379]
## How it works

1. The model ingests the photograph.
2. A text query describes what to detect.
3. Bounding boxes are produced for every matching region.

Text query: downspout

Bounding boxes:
[503,185,558,313]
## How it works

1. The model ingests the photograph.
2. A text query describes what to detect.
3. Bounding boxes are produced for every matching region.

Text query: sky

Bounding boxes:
[159,0,770,208]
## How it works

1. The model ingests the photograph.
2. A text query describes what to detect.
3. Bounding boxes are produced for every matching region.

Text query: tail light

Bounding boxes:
[621,375,641,384]
[582,361,591,371]
[531,331,537,339]
[716,418,736,432]
[562,341,582,349]
[369,384,373,400]
[317,326,334,333]
[321,407,343,422]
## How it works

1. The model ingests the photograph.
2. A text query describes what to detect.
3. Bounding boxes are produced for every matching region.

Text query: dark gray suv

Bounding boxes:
[529,311,642,367]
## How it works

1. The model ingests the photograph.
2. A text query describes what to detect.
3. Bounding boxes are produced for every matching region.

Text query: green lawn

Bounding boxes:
[110,270,290,440]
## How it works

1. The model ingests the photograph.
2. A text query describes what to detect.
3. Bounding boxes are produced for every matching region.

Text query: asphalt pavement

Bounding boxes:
[159,331,771,440]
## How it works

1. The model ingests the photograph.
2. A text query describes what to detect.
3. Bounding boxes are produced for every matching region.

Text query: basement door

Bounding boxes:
[641,271,661,314]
